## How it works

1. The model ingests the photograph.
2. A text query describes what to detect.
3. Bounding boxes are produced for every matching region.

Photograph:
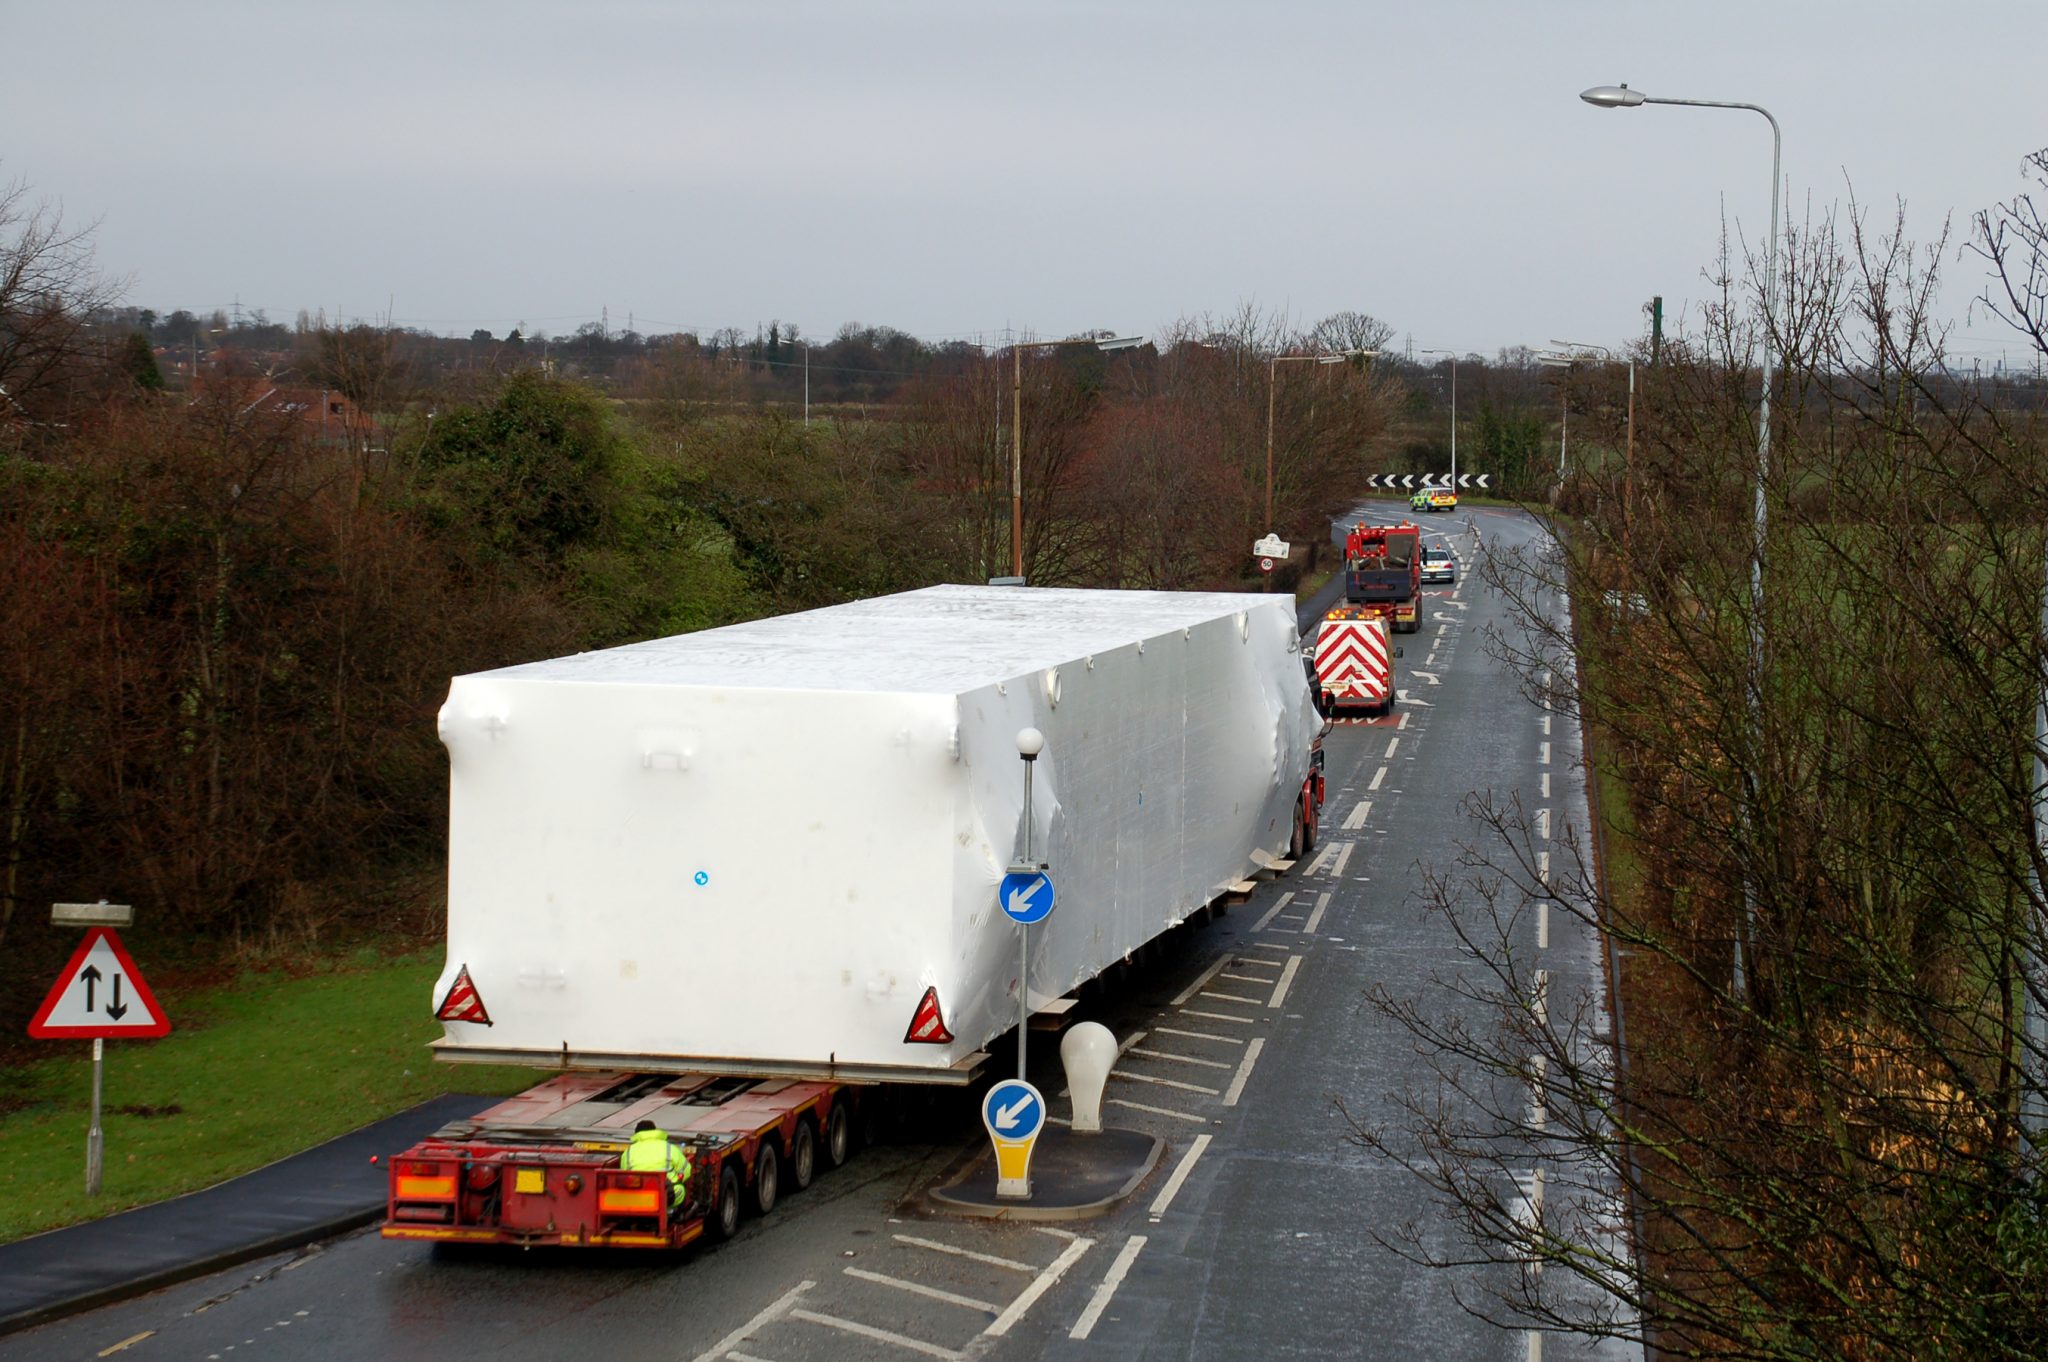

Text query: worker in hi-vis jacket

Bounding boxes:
[620,1119,692,1210]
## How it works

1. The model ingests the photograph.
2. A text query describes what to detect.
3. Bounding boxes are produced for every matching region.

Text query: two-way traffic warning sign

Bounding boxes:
[28,928,170,1039]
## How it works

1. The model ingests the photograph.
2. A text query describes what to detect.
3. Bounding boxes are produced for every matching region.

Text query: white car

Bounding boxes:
[1420,546,1457,583]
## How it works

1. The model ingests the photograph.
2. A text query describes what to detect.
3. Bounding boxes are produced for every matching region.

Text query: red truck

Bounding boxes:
[1341,521,1426,634]
[382,1072,857,1249]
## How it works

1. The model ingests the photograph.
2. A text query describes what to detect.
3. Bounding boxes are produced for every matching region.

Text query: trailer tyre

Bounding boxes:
[790,1119,817,1191]
[1300,793,1317,856]
[751,1142,780,1216]
[825,1103,853,1169]
[708,1165,742,1242]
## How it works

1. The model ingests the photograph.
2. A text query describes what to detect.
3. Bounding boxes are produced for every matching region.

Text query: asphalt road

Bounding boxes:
[7,504,1636,1362]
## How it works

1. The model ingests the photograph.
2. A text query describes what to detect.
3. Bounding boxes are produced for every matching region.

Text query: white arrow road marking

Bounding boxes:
[995,1094,1034,1130]
[1410,672,1440,685]
[1396,691,1431,706]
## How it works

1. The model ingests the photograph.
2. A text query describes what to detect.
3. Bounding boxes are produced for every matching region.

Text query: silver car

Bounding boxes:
[1421,545,1457,583]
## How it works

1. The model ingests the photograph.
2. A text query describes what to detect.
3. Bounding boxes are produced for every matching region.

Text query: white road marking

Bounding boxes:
[893,1235,1035,1272]
[1129,1047,1233,1070]
[1148,1134,1212,1219]
[1343,799,1372,830]
[792,1308,960,1359]
[1113,1070,1221,1095]
[1301,842,1338,877]
[1384,736,1401,758]
[843,1268,997,1313]
[1250,892,1296,933]
[1107,1097,1210,1124]
[1243,942,1291,952]
[1539,741,1551,765]
[1198,990,1264,1005]
[1177,1008,1256,1024]
[1538,900,1550,948]
[1527,1330,1544,1362]
[1329,843,1354,879]
[1532,970,1549,1026]
[1117,1029,1148,1056]
[1268,956,1303,1009]
[1369,766,1387,791]
[1411,671,1440,685]
[1069,1236,1149,1341]
[1530,1054,1550,1130]
[1540,772,1550,798]
[1537,807,1552,839]
[1303,891,1332,935]
[1541,714,1551,735]
[1222,1037,1267,1106]
[1153,1025,1244,1046]
[1536,850,1549,884]
[1170,956,1234,1007]
[692,1282,816,1362]
[982,1236,1095,1339]
[728,1353,778,1362]
[1398,711,1411,730]
[1218,971,1273,985]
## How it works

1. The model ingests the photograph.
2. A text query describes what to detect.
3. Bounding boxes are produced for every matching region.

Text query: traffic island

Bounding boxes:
[928,1126,1163,1222]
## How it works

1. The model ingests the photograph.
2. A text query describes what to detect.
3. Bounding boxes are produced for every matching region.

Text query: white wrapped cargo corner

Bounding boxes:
[432,585,1319,1083]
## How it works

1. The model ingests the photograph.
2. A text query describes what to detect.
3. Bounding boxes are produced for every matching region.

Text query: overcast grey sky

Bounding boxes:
[6,1,2041,365]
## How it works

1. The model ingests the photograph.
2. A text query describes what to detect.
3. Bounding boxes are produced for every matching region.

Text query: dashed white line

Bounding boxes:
[793,1308,960,1359]
[1113,1070,1221,1095]
[1531,969,1549,1026]
[1397,710,1411,730]
[1250,893,1296,933]
[1539,741,1551,765]
[1128,1047,1234,1070]
[1107,1096,1210,1124]
[1536,851,1549,884]
[893,1235,1035,1272]
[692,1281,816,1362]
[1538,900,1550,949]
[1541,714,1552,735]
[1302,891,1331,935]
[982,1236,1095,1339]
[1329,843,1354,879]
[1176,1008,1255,1025]
[1267,956,1303,1009]
[1385,735,1401,758]
[842,1268,997,1313]
[1170,956,1234,1007]
[1148,1134,1212,1219]
[1342,799,1372,831]
[1069,1236,1149,1341]
[1222,1037,1266,1106]
[1537,808,1552,839]
[1540,772,1550,798]
[1153,1026,1244,1046]
[1368,766,1388,791]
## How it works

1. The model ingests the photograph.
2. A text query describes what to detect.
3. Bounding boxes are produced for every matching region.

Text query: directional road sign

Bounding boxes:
[28,927,170,1039]
[982,1077,1047,1199]
[998,869,1056,924]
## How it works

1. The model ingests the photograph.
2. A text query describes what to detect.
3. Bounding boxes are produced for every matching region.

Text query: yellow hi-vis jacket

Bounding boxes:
[621,1128,692,1205]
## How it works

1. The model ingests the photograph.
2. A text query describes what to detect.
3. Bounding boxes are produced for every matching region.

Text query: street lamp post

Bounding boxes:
[1417,350,1460,494]
[1581,82,1782,1003]
[794,341,810,426]
[1008,333,1144,581]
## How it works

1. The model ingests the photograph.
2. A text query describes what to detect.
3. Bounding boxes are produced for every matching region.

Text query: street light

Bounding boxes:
[1417,349,1461,494]
[1581,81,1782,1003]
[1008,333,1145,581]
[1266,350,1374,535]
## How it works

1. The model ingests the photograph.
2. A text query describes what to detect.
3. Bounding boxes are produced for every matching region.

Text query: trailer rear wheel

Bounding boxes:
[825,1103,853,1169]
[790,1119,817,1191]
[708,1165,742,1242]
[1300,793,1318,855]
[751,1142,780,1215]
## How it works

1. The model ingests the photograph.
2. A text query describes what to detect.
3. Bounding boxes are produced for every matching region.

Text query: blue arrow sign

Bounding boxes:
[998,870,1056,925]
[982,1079,1045,1143]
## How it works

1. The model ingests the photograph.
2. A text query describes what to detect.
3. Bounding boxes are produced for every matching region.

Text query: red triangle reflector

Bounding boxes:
[435,965,493,1026]
[903,986,953,1044]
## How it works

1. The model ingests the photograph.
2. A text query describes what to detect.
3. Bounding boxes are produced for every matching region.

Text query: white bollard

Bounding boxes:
[1060,1022,1119,1133]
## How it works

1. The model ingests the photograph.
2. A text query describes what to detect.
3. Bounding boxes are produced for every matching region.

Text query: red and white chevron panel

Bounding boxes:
[1314,618,1391,708]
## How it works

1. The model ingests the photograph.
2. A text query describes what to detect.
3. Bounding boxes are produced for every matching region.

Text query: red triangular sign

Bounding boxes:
[28,928,171,1039]
[903,986,953,1044]
[435,964,493,1026]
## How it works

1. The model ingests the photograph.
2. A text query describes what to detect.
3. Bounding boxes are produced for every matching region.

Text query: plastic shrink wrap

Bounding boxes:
[431,585,1319,1082]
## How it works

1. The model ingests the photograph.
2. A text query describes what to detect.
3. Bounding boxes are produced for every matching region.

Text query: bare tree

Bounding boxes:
[0,175,125,428]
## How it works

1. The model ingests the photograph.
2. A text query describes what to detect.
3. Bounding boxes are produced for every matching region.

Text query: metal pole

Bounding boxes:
[1012,345,1024,581]
[1624,359,1637,570]
[1018,756,1034,1081]
[802,345,810,427]
[86,1037,104,1196]
[1265,356,1278,533]
[1449,354,1458,493]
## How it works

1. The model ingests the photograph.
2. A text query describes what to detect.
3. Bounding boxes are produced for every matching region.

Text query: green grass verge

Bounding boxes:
[0,950,539,1244]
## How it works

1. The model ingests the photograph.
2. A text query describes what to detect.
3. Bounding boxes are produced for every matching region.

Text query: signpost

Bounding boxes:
[30,911,168,1195]
[982,1078,1047,1199]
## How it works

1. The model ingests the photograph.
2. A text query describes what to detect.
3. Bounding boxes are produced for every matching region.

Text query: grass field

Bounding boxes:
[0,950,538,1244]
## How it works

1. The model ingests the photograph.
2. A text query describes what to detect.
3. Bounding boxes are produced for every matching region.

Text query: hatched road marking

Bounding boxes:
[843,1268,997,1313]
[1149,1134,1212,1220]
[982,1236,1094,1340]
[692,1281,816,1362]
[1222,1037,1266,1106]
[1070,1236,1149,1341]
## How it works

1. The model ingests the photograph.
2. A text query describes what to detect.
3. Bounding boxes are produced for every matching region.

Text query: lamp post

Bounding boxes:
[1535,351,1574,486]
[1417,349,1460,494]
[1581,82,1782,1003]
[1008,333,1144,581]
[792,340,810,426]
[1265,350,1374,539]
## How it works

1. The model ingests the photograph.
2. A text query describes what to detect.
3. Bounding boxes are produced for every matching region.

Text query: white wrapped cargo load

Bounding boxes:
[431,584,1319,1083]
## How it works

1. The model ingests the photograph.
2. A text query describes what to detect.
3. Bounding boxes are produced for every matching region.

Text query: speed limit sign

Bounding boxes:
[1259,557,1275,573]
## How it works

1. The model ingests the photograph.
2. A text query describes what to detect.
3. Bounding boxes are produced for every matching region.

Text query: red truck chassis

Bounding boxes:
[383,1071,857,1249]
